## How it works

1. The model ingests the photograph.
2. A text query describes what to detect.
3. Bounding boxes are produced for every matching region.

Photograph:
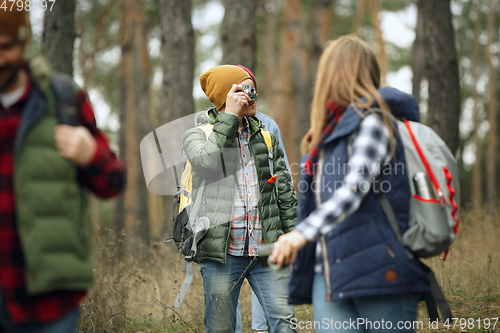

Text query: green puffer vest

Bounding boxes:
[182,108,297,263]
[14,57,93,295]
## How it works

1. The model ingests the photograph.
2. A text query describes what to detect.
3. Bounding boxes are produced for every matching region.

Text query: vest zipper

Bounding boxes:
[316,149,331,303]
[320,236,332,304]
[248,132,269,244]
[224,183,237,263]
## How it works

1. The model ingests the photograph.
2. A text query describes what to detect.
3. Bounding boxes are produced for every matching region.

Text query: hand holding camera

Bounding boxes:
[225,83,257,119]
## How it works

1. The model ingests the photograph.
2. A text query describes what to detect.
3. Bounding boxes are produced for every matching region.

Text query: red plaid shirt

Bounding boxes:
[0,73,125,324]
[228,118,263,256]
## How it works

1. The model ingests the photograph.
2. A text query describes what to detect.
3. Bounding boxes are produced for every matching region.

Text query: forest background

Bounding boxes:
[25,0,500,331]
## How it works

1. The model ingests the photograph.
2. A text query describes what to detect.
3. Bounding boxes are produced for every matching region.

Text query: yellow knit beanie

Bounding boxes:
[200,65,251,110]
[0,3,31,43]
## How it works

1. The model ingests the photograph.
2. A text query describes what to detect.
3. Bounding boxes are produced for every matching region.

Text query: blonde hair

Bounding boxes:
[301,35,394,155]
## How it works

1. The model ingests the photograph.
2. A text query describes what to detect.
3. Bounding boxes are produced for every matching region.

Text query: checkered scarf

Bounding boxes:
[304,101,345,176]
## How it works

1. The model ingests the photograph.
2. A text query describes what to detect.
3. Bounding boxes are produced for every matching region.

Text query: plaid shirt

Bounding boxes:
[294,114,392,272]
[0,73,125,324]
[228,118,263,256]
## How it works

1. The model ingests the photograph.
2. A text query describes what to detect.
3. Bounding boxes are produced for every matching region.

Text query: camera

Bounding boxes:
[240,84,258,101]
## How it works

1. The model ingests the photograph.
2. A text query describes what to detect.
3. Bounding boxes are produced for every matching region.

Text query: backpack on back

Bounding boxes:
[396,118,459,259]
[348,108,460,260]
[172,123,214,259]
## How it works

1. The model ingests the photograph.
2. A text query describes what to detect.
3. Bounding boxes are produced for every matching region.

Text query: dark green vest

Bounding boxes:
[14,57,93,295]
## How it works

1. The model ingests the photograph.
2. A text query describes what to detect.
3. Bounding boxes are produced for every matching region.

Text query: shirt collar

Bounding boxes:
[240,116,251,133]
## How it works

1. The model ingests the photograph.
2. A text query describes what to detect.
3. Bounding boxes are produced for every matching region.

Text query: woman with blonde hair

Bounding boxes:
[272,35,429,332]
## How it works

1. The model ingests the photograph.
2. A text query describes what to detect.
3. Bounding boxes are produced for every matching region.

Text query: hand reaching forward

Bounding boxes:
[54,125,97,166]
[271,230,308,267]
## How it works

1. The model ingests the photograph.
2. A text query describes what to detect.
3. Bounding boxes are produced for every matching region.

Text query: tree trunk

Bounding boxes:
[158,0,195,125]
[157,0,195,238]
[310,0,334,76]
[353,0,367,34]
[221,0,258,71]
[485,0,497,214]
[411,4,424,104]
[118,0,152,249]
[471,0,483,212]
[262,0,279,115]
[418,0,461,153]
[293,0,334,165]
[290,6,310,167]
[369,0,387,83]
[42,0,75,75]
[267,0,303,171]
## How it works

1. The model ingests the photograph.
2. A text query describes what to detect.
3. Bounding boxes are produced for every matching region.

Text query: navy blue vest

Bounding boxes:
[289,87,430,305]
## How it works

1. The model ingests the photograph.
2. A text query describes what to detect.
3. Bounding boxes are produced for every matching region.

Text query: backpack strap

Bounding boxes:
[174,179,207,309]
[50,73,86,218]
[173,123,214,309]
[261,129,278,189]
[174,259,193,308]
[177,123,215,212]
[199,123,214,136]
[261,129,273,152]
[51,72,79,126]
[422,263,453,321]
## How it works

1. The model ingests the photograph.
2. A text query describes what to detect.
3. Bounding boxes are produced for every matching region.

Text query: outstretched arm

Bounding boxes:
[272,114,392,265]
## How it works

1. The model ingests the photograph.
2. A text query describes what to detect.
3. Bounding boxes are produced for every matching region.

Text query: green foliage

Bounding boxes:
[195,97,215,113]
[380,0,412,12]
[145,0,160,30]
[386,42,412,72]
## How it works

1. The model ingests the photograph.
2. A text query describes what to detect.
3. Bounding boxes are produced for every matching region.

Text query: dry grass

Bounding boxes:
[416,208,500,332]
[79,208,500,332]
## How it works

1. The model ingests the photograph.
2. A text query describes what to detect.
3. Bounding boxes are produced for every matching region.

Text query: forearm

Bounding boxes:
[76,90,126,198]
[296,114,391,241]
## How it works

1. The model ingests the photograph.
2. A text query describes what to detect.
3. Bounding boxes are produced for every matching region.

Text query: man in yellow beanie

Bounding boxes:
[182,65,297,332]
[0,7,126,333]
[199,64,256,122]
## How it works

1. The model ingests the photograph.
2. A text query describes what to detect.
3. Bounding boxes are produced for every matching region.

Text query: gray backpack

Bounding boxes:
[396,117,460,259]
[349,109,460,259]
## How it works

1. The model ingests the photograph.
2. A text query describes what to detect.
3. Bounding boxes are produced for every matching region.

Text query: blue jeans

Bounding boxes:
[251,290,268,331]
[235,291,268,332]
[200,255,295,333]
[312,274,420,333]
